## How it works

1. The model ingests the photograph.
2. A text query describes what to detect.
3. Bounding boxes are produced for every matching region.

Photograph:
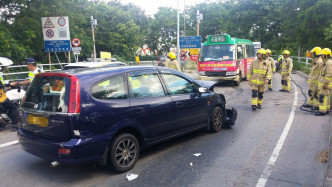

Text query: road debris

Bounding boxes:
[193,153,201,157]
[190,162,193,167]
[318,150,328,163]
[126,173,138,181]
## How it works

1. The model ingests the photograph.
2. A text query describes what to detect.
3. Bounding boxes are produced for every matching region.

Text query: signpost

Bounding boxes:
[71,38,81,62]
[42,16,71,69]
[180,36,202,66]
[179,36,202,49]
[42,17,71,52]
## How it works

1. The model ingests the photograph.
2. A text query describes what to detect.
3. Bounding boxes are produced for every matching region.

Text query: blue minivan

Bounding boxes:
[18,66,237,172]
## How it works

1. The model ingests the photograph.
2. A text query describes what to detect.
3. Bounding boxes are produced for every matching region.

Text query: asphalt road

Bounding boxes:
[0,72,329,187]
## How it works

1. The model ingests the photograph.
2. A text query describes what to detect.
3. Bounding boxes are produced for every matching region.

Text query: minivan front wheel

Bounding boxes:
[210,106,223,132]
[108,133,139,173]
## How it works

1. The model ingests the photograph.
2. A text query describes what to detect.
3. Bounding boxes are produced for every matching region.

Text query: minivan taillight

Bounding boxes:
[68,76,80,113]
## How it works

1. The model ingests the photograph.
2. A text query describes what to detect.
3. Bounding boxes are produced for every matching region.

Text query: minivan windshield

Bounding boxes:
[199,44,235,61]
[22,76,71,113]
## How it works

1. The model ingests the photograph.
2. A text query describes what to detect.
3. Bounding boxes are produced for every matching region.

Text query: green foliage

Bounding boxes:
[0,0,331,65]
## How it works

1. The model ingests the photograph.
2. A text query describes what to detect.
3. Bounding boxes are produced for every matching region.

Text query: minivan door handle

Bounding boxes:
[134,107,144,113]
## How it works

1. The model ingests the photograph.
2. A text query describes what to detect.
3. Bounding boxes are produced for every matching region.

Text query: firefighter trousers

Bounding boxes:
[251,85,265,107]
[281,75,291,91]
[308,84,319,107]
[318,89,331,113]
[268,79,272,88]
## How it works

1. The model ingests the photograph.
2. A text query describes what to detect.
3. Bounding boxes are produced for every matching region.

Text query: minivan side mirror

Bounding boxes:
[198,87,208,93]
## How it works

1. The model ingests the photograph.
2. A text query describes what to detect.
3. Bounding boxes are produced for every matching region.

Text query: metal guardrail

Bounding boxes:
[3,63,68,81]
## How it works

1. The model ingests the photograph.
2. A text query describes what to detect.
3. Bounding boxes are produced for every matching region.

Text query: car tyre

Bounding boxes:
[210,106,223,132]
[108,133,139,173]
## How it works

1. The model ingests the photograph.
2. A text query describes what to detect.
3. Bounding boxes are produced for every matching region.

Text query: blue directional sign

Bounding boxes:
[179,36,202,49]
[44,40,71,52]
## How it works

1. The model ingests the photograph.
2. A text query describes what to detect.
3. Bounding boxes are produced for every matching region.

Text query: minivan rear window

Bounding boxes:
[22,76,70,112]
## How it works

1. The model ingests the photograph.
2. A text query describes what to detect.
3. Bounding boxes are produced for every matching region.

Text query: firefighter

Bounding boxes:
[165,52,181,71]
[247,48,272,110]
[315,48,332,116]
[279,50,293,92]
[266,49,276,91]
[302,47,323,110]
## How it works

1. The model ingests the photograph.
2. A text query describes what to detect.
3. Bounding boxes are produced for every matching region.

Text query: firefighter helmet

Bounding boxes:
[257,48,266,55]
[282,50,290,57]
[168,52,176,60]
[321,48,332,59]
[310,47,322,57]
[266,49,272,55]
[256,48,266,59]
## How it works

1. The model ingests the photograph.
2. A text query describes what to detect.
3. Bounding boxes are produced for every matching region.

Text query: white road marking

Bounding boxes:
[0,140,19,148]
[256,82,298,187]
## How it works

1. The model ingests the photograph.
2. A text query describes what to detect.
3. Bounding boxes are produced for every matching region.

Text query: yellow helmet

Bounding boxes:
[266,49,272,55]
[310,47,322,57]
[168,52,176,60]
[321,48,331,59]
[257,48,266,55]
[282,50,290,56]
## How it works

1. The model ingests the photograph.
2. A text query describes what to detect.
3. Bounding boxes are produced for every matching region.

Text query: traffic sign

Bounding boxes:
[44,40,71,52]
[180,36,201,49]
[72,47,82,52]
[44,18,55,28]
[191,55,199,61]
[46,29,54,38]
[71,38,81,47]
[57,17,66,26]
[42,16,71,52]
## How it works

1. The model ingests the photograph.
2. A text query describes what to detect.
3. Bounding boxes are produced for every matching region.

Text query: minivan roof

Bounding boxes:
[58,66,171,82]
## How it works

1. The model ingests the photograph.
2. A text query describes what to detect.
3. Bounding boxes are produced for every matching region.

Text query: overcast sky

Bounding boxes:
[118,0,215,17]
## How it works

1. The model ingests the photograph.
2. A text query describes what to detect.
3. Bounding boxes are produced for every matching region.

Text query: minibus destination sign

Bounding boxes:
[210,35,226,43]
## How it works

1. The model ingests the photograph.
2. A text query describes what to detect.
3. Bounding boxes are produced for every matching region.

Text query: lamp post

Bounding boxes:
[177,0,180,63]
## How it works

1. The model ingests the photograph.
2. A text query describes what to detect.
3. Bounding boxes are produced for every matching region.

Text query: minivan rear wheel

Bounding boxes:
[108,133,139,173]
[210,106,223,132]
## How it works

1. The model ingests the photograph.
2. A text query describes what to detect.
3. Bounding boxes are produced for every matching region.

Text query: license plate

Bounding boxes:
[27,114,48,127]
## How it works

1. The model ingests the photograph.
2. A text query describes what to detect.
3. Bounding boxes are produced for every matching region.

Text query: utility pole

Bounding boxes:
[177,0,180,63]
[196,10,203,36]
[91,16,97,61]
[183,0,185,36]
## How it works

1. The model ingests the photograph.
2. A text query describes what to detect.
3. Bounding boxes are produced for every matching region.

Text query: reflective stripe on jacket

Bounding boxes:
[308,57,323,85]
[318,59,332,89]
[267,57,276,72]
[247,58,272,86]
[280,57,293,76]
[28,68,43,82]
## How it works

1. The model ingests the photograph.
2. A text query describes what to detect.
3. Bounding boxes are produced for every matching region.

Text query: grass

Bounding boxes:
[292,57,311,75]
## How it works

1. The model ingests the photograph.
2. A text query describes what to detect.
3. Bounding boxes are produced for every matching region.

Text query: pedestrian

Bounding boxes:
[302,47,323,110]
[265,49,276,91]
[247,48,272,110]
[165,52,181,71]
[315,48,332,116]
[180,50,187,72]
[279,50,293,92]
[17,57,44,86]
